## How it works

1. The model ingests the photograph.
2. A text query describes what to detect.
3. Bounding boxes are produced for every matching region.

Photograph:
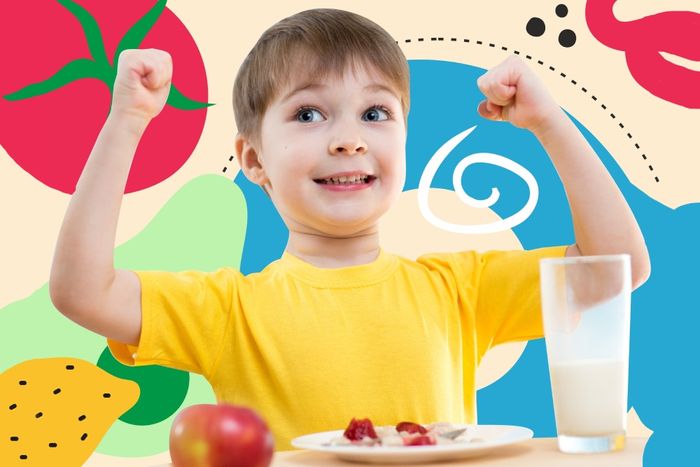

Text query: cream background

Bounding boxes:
[5,0,692,463]
[3,0,700,308]
[3,0,700,306]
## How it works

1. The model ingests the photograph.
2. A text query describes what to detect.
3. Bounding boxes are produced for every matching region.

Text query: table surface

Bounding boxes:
[270,437,646,467]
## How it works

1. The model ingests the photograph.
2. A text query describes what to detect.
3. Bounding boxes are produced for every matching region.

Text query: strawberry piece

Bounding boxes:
[396,421,428,435]
[343,418,378,441]
[403,435,437,446]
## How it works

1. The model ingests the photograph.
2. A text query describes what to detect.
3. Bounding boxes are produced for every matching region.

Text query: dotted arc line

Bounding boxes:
[399,36,659,183]
[222,155,234,174]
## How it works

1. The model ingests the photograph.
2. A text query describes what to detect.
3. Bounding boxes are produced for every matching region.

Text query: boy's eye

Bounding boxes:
[362,106,390,122]
[296,107,325,123]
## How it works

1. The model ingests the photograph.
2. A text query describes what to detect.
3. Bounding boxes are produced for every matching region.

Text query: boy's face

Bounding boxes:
[248,63,407,237]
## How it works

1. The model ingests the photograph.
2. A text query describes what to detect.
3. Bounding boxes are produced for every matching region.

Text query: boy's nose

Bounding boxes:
[329,134,368,156]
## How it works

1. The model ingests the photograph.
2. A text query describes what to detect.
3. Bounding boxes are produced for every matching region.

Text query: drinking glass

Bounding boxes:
[540,254,631,453]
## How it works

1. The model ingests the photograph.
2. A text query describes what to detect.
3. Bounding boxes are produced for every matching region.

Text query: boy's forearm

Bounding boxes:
[475,55,649,286]
[532,110,650,286]
[50,112,149,313]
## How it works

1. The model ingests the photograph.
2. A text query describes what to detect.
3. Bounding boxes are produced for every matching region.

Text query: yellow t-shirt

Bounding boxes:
[108,246,566,450]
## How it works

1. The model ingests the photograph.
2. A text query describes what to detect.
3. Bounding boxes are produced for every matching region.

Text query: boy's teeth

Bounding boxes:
[322,175,368,184]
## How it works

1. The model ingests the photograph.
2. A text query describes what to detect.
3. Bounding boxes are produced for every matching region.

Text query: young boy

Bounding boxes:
[49,8,650,450]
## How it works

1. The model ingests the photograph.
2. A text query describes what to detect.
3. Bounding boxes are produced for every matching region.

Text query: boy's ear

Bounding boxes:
[234,134,269,187]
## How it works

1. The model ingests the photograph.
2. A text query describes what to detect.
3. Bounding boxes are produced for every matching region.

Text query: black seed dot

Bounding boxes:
[20,454,28,460]
[103,393,111,398]
[49,442,58,448]
[35,412,43,418]
[78,414,87,421]
[559,29,577,47]
[556,4,568,17]
[81,433,88,441]
[53,388,61,395]
[66,365,75,370]
[10,436,19,441]
[19,380,27,385]
[526,17,546,37]
[9,403,17,410]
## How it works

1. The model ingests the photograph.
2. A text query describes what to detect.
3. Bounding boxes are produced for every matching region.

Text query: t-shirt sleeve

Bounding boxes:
[418,245,567,360]
[471,246,567,355]
[106,267,238,378]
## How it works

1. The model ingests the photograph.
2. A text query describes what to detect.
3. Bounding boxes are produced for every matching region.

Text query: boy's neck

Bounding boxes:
[285,229,381,268]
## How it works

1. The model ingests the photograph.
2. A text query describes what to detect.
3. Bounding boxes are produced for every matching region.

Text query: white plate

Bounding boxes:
[291,424,533,464]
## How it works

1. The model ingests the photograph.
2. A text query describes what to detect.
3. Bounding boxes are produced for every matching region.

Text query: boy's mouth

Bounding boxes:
[313,174,376,185]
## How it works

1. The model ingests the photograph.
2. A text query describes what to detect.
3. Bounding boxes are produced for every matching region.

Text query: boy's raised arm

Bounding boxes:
[49,49,173,345]
[476,56,651,289]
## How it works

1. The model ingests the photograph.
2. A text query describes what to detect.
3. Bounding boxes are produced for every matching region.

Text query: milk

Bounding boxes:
[549,359,627,436]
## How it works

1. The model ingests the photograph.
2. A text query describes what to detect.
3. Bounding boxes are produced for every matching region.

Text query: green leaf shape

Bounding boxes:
[113,0,167,66]
[58,0,109,68]
[3,58,106,101]
[167,83,214,109]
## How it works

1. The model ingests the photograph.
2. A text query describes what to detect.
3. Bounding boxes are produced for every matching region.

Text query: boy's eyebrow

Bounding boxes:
[280,83,326,103]
[280,82,399,103]
[364,83,400,98]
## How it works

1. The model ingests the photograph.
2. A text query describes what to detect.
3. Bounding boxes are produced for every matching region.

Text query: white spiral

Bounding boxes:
[417,126,539,234]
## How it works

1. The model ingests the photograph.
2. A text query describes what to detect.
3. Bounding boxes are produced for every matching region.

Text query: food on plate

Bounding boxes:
[329,418,475,447]
[169,403,274,467]
[0,357,140,466]
[343,417,378,441]
[395,421,428,435]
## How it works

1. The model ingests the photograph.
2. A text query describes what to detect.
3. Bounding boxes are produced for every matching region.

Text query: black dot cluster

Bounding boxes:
[527,3,576,48]
[6,363,101,461]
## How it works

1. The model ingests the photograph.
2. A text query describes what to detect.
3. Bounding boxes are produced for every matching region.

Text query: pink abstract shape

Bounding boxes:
[586,0,700,108]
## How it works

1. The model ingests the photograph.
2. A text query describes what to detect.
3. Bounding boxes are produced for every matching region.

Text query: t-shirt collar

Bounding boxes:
[275,249,398,288]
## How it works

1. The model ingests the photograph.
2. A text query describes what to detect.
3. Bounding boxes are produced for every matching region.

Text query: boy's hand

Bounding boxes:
[476,55,561,134]
[111,48,172,122]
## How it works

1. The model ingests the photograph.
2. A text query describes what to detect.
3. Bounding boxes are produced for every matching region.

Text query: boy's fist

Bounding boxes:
[476,55,560,133]
[111,48,172,121]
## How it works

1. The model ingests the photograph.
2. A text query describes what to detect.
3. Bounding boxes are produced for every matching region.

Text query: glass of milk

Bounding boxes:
[540,254,631,454]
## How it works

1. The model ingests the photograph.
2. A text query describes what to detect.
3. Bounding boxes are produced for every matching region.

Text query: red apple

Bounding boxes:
[169,403,274,467]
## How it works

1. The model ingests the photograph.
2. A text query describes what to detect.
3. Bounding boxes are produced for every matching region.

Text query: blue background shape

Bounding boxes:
[235,60,698,466]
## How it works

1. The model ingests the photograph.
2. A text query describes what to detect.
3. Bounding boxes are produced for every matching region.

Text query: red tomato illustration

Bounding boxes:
[0,0,211,194]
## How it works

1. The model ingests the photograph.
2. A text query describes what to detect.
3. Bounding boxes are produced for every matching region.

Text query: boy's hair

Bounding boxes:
[233,8,410,144]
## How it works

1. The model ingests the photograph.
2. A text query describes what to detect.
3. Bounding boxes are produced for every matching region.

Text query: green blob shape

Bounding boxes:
[0,175,247,457]
[97,373,215,456]
[96,346,189,425]
[114,174,246,272]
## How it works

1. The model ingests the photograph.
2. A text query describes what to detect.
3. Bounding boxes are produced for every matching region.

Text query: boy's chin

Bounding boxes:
[313,216,381,237]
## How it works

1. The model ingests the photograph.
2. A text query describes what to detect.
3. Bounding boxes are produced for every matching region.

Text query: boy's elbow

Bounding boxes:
[49,277,76,317]
[49,271,90,318]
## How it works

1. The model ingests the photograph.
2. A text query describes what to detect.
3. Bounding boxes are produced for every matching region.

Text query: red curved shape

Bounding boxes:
[586,0,700,108]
